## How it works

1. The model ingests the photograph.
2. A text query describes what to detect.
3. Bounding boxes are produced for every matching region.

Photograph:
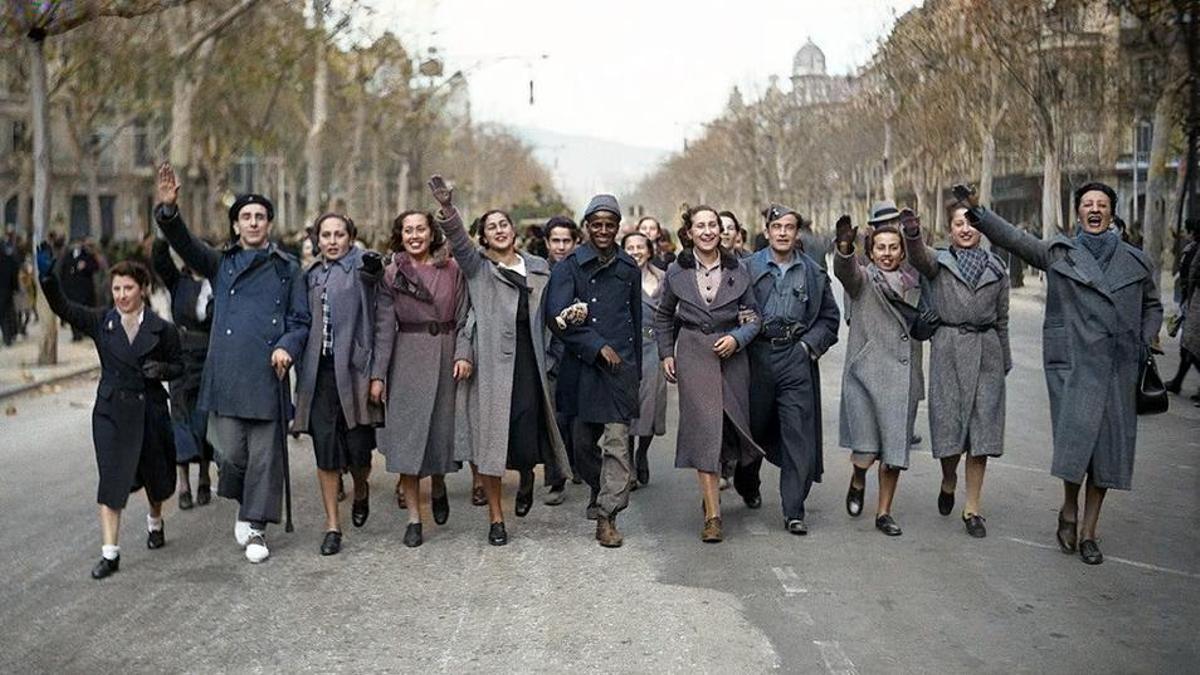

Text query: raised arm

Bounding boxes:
[966,207,1052,271]
[150,238,181,291]
[153,163,220,279]
[899,210,939,279]
[832,214,866,298]
[37,246,103,339]
[428,174,484,278]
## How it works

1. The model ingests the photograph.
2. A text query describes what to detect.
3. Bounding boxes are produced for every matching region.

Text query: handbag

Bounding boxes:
[1136,352,1169,415]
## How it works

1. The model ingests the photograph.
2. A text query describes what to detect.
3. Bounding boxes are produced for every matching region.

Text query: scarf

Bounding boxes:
[1076,228,1119,271]
[952,247,990,287]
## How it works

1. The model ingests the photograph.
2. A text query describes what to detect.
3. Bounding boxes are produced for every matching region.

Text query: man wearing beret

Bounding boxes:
[545,194,641,547]
[154,163,310,563]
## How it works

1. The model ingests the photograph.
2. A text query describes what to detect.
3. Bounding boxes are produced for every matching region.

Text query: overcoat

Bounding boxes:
[293,247,384,433]
[545,242,642,424]
[654,248,763,473]
[372,251,473,476]
[44,273,182,509]
[746,248,840,477]
[833,251,922,468]
[971,208,1162,489]
[905,236,1011,458]
[440,209,570,479]
[631,265,668,437]
[1183,248,1200,357]
[156,205,310,421]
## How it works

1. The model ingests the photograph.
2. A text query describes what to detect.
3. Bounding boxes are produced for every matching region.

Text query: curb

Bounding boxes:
[0,365,100,402]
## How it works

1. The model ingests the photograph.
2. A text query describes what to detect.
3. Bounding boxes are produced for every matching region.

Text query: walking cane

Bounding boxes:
[277,374,295,533]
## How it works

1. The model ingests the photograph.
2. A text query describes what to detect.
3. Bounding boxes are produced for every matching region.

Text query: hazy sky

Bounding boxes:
[360,0,923,150]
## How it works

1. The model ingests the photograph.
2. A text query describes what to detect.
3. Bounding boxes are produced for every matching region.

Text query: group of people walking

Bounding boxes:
[37,160,1164,579]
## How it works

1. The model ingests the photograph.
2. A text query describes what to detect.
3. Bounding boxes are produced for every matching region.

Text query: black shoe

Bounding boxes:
[636,448,650,485]
[1079,539,1104,565]
[875,514,903,536]
[515,489,533,518]
[320,530,342,556]
[432,492,450,525]
[1165,378,1182,394]
[196,484,212,506]
[91,556,120,580]
[570,476,583,485]
[351,498,369,528]
[909,434,922,446]
[937,488,955,516]
[846,470,865,517]
[147,527,165,550]
[786,518,808,536]
[488,522,508,546]
[742,492,763,509]
[1056,510,1077,554]
[963,513,987,538]
[403,523,423,548]
[178,491,194,510]
[1190,391,1200,402]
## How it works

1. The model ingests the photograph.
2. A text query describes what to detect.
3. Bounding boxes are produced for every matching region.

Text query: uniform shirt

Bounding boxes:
[763,252,805,321]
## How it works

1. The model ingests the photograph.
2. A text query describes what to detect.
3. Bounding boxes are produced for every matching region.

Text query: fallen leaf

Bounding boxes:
[4,405,15,416]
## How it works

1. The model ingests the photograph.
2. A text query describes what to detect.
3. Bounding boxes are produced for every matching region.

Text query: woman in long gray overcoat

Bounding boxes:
[369,210,473,548]
[963,181,1162,565]
[623,232,667,486]
[832,217,921,537]
[655,206,761,543]
[292,214,383,556]
[429,176,568,546]
[903,206,1010,539]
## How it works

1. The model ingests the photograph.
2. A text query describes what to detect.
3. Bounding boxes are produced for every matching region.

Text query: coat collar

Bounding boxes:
[103,306,167,366]
[573,242,636,270]
[934,248,1004,289]
[1048,235,1148,296]
[748,247,810,284]
[307,246,361,274]
[675,247,741,271]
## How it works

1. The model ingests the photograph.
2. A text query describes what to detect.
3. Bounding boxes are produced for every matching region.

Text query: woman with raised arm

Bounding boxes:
[36,250,182,579]
[654,205,762,543]
[953,183,1162,564]
[833,215,922,537]
[428,176,569,545]
[901,205,1010,538]
[369,210,473,548]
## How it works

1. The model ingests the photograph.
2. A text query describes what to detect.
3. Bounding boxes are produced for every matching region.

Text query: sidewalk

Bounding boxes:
[0,320,99,400]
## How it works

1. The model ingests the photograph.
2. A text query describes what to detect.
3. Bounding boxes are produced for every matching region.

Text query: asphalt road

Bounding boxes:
[1,279,1197,673]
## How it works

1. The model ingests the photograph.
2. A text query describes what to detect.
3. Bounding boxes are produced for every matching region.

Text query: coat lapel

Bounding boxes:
[669,265,705,310]
[130,310,164,359]
[1102,246,1149,293]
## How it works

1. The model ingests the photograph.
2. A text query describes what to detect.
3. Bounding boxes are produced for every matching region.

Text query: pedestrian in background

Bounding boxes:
[833,215,921,537]
[38,250,181,579]
[719,210,750,259]
[292,214,382,556]
[58,238,101,341]
[655,205,762,543]
[958,182,1162,564]
[622,231,668,488]
[1167,219,1199,401]
[637,216,676,271]
[543,215,583,505]
[903,204,1010,538]
[370,209,473,548]
[432,176,570,546]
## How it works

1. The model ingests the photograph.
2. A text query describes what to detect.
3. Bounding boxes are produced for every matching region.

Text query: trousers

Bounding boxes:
[572,420,632,519]
[208,413,285,525]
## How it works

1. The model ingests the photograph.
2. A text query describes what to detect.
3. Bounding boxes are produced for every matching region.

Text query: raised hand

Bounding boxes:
[834,215,857,253]
[35,241,55,279]
[157,162,181,206]
[428,175,453,209]
[898,208,920,238]
[951,184,979,208]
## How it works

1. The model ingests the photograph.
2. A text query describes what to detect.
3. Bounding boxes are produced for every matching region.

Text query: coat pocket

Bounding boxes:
[1043,326,1071,370]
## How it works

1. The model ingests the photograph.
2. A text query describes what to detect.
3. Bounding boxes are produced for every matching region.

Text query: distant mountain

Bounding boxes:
[509,126,671,212]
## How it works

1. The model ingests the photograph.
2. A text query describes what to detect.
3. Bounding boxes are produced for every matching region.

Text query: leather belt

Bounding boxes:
[397,321,455,336]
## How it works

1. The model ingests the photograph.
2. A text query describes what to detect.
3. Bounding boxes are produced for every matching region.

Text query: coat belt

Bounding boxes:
[397,320,456,336]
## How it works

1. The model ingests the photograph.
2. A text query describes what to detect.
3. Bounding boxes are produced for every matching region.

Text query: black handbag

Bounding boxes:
[1136,353,1169,415]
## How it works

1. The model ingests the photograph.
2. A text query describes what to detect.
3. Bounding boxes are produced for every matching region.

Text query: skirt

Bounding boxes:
[310,356,375,471]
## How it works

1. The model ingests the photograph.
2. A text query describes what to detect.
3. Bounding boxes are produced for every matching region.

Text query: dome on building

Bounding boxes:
[792,39,826,78]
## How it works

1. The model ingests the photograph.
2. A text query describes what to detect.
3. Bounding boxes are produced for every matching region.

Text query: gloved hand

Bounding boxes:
[898,208,920,238]
[141,360,173,380]
[834,215,857,253]
[36,242,55,279]
[361,250,383,275]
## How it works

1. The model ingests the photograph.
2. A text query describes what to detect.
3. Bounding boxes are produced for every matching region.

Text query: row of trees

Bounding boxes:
[1,0,561,362]
[629,0,1195,283]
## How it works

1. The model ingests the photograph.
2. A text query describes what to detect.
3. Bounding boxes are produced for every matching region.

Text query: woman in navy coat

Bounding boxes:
[38,249,182,580]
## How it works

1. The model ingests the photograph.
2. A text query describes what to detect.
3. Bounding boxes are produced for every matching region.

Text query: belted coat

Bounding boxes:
[970,207,1162,489]
[156,205,310,421]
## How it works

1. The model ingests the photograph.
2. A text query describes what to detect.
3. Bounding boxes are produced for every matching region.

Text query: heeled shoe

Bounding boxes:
[514,489,533,518]
[91,556,120,580]
[403,523,423,548]
[1056,511,1077,553]
[320,530,342,556]
[351,498,370,528]
[488,522,508,546]
[875,514,903,536]
[1079,539,1103,565]
[471,485,487,506]
[432,492,450,525]
[937,488,955,516]
[963,513,987,538]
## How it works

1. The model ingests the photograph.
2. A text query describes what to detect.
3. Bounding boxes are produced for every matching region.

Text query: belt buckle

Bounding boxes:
[770,336,791,347]
[427,322,440,336]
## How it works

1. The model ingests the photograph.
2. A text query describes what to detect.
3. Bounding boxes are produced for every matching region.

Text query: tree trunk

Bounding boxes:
[304,5,330,224]
[1142,79,1179,287]
[1041,144,1064,239]
[395,158,410,216]
[883,116,896,201]
[28,36,57,366]
[978,122,997,209]
[83,152,103,240]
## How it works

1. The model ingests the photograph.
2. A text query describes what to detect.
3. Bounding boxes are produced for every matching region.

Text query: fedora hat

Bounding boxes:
[867,200,901,226]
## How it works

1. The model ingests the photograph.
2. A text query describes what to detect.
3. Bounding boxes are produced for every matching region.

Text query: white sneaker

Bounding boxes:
[234,520,252,547]
[245,531,269,563]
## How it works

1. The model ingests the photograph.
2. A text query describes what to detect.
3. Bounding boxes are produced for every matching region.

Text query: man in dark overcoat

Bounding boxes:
[543,216,582,505]
[546,194,642,547]
[154,163,309,564]
[740,205,840,535]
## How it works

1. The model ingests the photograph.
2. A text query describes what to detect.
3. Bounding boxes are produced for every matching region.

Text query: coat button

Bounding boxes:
[590,297,597,302]
[272,318,278,325]
[590,279,596,284]
[901,335,909,341]
[230,289,236,295]
[900,358,909,365]
[226,328,232,335]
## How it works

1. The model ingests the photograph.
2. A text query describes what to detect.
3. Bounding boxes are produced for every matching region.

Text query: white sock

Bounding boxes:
[147,515,163,532]
[101,544,120,560]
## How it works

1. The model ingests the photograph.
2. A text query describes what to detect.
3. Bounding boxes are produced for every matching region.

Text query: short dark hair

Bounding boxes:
[474,209,513,249]
[389,210,444,254]
[544,216,580,241]
[866,224,905,263]
[313,213,357,241]
[109,259,151,289]
[621,231,655,256]
[678,205,722,249]
[1073,182,1117,211]
[717,210,745,234]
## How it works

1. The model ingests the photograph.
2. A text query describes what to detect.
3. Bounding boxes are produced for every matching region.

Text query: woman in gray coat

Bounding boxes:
[655,206,762,543]
[292,214,383,556]
[833,217,922,537]
[429,176,569,546]
[369,210,473,548]
[902,206,1010,538]
[623,231,667,486]
[958,182,1162,564]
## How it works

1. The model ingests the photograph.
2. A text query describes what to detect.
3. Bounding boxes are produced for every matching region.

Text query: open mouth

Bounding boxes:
[1087,214,1102,224]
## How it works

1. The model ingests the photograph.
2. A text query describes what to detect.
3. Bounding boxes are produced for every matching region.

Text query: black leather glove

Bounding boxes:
[834,215,856,252]
[361,250,383,275]
[141,360,172,380]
